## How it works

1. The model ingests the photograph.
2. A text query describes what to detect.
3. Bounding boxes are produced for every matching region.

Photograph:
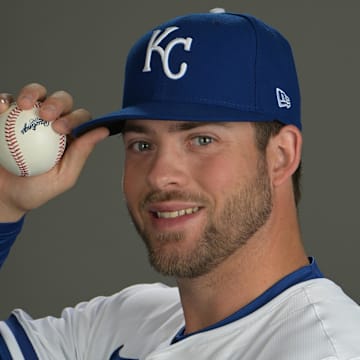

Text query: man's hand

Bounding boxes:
[0,83,109,222]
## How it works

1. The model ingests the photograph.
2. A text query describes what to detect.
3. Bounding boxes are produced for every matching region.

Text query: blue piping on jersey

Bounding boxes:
[172,257,324,343]
[110,345,138,360]
[4,315,38,359]
[0,334,13,360]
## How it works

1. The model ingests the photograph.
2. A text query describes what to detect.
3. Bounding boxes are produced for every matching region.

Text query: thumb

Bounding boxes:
[57,127,110,186]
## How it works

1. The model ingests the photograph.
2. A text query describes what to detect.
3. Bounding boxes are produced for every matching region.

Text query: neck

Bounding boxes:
[176,199,308,334]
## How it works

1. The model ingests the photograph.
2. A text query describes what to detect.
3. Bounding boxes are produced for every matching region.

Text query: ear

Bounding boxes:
[266,125,302,187]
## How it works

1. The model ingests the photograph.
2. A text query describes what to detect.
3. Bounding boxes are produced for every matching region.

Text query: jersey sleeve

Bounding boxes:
[0,294,119,359]
[0,217,25,270]
[0,283,179,359]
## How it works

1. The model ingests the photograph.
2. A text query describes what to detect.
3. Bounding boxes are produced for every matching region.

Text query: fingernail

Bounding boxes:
[0,93,13,105]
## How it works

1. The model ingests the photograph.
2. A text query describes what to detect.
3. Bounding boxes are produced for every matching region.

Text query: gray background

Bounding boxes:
[0,0,359,319]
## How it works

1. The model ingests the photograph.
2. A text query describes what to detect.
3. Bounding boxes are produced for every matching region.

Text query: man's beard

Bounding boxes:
[128,157,273,279]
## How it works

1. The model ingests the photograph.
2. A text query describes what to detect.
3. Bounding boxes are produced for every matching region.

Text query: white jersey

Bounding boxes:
[1,278,360,360]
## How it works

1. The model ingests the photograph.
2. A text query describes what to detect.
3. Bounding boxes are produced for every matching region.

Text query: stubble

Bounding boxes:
[128,157,272,279]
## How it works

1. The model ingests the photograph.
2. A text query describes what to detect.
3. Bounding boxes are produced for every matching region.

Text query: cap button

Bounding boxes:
[209,8,226,13]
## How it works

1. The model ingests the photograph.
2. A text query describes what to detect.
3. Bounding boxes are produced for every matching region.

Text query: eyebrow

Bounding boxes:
[122,121,230,134]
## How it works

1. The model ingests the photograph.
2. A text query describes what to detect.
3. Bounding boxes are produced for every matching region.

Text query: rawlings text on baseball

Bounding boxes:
[0,103,66,176]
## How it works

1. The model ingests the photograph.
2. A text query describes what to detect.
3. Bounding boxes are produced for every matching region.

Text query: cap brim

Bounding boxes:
[73,102,280,137]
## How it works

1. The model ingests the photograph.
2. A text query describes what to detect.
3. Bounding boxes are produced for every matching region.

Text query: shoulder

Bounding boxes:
[295,278,360,325]
[205,278,360,360]
[273,277,360,316]
[271,278,360,359]
[12,283,181,333]
[71,282,181,319]
[9,283,183,359]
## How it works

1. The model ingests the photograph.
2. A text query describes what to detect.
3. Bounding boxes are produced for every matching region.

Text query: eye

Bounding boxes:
[129,141,152,152]
[192,136,214,146]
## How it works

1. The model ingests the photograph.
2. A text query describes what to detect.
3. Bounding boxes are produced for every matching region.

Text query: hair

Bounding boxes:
[252,121,302,206]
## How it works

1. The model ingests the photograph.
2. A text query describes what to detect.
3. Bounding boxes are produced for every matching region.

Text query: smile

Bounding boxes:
[155,207,200,219]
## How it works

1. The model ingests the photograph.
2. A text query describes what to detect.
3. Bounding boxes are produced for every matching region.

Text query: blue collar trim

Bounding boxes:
[172,257,323,344]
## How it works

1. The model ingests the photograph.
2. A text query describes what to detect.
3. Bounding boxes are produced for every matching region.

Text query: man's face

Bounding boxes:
[122,120,273,278]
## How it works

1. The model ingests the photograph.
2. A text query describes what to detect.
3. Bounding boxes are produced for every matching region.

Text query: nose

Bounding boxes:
[146,147,189,190]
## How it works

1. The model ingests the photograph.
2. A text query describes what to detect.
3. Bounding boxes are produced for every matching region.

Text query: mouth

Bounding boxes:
[154,206,200,219]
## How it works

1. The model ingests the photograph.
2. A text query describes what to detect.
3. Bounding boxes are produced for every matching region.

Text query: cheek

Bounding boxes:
[193,152,258,201]
[192,155,241,193]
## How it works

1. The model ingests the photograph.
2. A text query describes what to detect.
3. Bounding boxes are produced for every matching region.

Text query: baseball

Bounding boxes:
[0,102,66,176]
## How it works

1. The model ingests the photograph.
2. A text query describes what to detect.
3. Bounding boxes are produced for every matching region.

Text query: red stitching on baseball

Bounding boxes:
[55,135,66,165]
[5,106,30,176]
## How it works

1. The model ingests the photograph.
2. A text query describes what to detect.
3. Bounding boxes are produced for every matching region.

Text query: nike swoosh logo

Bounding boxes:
[110,345,139,360]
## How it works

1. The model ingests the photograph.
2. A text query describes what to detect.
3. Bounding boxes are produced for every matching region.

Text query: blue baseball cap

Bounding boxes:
[74,9,301,137]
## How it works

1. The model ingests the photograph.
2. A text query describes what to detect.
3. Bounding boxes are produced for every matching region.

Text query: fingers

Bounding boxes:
[65,127,110,171]
[52,108,92,135]
[2,82,108,175]
[2,83,74,121]
[38,90,74,122]
[3,83,89,135]
[17,83,47,109]
[0,83,109,220]
[16,83,74,123]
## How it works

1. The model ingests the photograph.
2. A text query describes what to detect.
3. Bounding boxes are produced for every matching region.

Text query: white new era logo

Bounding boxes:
[276,88,291,109]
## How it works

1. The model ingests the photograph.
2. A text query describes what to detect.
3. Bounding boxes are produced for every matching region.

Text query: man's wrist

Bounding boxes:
[0,200,26,223]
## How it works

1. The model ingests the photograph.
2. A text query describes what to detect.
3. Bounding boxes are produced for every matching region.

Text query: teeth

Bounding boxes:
[156,207,199,219]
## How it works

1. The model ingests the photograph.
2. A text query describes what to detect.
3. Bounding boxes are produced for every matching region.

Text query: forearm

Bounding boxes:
[0,217,25,269]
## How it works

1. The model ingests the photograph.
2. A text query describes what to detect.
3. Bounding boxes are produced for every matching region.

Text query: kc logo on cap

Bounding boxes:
[74,11,302,138]
[143,27,193,80]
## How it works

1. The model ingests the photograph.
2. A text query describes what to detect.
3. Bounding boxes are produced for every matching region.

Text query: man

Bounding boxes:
[0,9,359,360]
